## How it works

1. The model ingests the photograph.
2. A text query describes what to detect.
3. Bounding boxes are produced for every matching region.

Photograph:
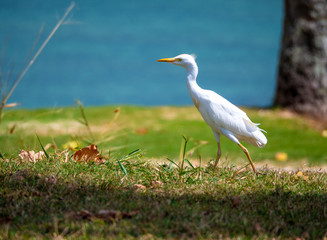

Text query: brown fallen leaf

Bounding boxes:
[19,150,45,163]
[72,144,103,163]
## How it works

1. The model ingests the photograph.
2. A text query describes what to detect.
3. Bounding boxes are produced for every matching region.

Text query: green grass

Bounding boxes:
[0,151,327,239]
[0,105,327,239]
[0,105,327,165]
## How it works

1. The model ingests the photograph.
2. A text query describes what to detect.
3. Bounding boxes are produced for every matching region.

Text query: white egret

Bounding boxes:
[157,54,267,173]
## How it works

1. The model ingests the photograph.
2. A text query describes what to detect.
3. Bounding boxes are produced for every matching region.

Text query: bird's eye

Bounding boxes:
[176,58,182,62]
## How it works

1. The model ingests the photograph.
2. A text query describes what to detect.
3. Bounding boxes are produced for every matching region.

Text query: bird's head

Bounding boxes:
[157,54,197,70]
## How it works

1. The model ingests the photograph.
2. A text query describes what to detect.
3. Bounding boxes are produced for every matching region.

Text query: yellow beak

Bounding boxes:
[157,58,176,62]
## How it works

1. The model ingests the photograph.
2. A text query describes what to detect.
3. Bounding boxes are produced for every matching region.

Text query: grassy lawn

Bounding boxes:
[1,105,326,164]
[0,105,327,239]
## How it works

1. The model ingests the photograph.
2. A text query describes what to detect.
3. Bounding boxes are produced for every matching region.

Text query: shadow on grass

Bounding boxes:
[1,169,327,239]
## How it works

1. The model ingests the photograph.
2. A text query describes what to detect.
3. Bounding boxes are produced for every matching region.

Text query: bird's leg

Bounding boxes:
[238,143,256,173]
[213,142,221,170]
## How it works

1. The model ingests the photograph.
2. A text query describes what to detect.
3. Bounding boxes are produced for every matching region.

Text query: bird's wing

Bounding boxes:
[197,90,267,147]
[198,90,256,133]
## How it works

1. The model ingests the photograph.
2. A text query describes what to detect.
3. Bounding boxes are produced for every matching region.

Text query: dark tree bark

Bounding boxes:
[274,0,327,120]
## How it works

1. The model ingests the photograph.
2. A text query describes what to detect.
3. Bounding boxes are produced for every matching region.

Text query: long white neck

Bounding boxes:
[185,62,202,108]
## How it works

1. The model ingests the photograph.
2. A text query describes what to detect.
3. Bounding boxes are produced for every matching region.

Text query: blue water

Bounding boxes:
[0,0,283,108]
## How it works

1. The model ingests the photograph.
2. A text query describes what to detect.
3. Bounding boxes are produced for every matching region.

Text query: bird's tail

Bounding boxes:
[242,119,267,147]
[247,128,267,148]
[242,118,267,148]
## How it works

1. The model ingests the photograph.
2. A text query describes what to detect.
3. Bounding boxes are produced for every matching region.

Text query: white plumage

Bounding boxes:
[157,54,267,173]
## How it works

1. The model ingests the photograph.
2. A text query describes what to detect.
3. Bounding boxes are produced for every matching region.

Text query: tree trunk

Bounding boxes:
[274,0,327,120]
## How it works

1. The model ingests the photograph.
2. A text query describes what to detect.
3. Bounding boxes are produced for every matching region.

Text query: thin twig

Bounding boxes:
[0,2,75,123]
[3,2,75,104]
[10,25,45,92]
[22,24,44,68]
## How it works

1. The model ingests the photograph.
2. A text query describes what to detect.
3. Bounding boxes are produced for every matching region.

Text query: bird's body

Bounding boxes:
[190,87,266,148]
[157,54,267,172]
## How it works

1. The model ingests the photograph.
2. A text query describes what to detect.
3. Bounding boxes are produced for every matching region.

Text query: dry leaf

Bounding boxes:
[72,144,103,163]
[19,150,45,163]
[275,152,288,161]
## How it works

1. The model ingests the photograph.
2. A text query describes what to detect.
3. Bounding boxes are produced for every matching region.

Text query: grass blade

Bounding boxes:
[36,135,49,160]
[76,100,94,141]
[179,135,188,169]
[119,149,142,161]
[166,158,179,168]
[184,159,195,169]
[117,160,128,176]
[126,149,142,157]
